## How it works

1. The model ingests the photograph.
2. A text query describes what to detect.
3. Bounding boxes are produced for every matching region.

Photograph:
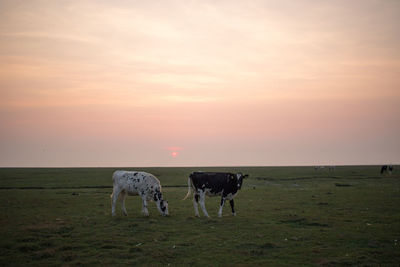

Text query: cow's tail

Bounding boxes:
[182,174,192,200]
[110,171,117,199]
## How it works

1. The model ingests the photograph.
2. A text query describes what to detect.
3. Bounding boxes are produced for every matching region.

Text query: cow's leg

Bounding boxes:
[141,195,149,216]
[199,191,209,218]
[111,187,122,216]
[193,193,200,217]
[120,191,128,216]
[218,197,226,217]
[229,199,236,216]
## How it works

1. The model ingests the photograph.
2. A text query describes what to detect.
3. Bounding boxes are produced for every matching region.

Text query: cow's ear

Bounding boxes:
[243,174,249,179]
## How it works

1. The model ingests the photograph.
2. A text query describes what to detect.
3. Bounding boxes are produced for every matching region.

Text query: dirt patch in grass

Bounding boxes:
[335,183,353,187]
[280,218,329,227]
[32,248,56,259]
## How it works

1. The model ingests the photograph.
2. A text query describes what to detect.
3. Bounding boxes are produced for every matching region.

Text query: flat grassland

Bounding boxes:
[0,166,399,266]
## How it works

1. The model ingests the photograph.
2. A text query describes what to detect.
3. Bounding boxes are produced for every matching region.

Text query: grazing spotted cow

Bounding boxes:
[111,170,168,217]
[183,172,248,217]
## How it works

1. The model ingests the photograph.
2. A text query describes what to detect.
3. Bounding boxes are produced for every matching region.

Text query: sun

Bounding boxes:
[165,146,182,158]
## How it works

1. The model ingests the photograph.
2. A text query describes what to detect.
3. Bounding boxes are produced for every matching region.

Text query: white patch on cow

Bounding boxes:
[193,195,200,217]
[218,198,225,217]
[218,207,223,217]
[199,191,209,217]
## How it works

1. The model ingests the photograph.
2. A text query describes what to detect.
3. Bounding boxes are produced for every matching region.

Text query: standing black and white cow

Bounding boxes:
[183,172,248,217]
[111,170,169,217]
[381,165,388,174]
[381,165,394,174]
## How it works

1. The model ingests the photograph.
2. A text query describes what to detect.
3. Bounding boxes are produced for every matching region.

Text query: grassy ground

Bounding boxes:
[0,166,399,266]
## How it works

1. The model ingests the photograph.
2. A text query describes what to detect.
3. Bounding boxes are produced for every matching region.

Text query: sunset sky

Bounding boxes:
[1,0,399,167]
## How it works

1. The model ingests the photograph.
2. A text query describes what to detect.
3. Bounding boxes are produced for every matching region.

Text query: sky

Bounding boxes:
[0,0,399,167]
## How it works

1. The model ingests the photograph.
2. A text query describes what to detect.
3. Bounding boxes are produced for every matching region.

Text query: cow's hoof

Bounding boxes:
[232,212,236,216]
[218,214,222,218]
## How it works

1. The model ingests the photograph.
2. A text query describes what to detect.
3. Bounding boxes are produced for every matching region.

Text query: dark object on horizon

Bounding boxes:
[381,165,394,174]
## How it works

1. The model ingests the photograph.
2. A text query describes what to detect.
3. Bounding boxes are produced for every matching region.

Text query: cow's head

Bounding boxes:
[235,173,249,189]
[154,189,169,216]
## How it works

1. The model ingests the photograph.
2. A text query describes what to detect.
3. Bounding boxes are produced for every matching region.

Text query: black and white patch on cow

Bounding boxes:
[183,172,248,218]
[111,170,168,217]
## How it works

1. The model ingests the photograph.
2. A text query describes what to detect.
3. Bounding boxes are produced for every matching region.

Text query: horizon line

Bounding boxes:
[0,163,397,169]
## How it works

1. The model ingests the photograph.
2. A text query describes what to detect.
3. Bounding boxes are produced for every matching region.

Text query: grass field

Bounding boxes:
[0,166,399,266]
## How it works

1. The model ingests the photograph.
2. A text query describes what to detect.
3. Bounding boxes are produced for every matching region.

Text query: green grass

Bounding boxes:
[0,166,399,266]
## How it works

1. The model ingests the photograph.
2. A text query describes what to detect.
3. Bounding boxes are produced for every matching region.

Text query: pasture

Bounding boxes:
[0,166,399,266]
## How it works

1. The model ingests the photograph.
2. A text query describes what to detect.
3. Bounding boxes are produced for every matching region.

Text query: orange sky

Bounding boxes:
[1,0,399,167]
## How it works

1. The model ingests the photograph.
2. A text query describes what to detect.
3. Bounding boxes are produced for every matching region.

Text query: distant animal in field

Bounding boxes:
[381,165,394,174]
[183,171,248,217]
[315,166,335,171]
[111,170,168,217]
